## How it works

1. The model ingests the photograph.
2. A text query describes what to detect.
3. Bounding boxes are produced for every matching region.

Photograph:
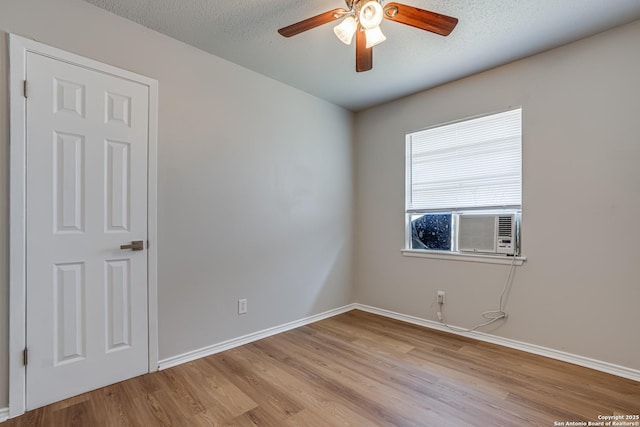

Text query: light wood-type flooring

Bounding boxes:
[5,310,639,426]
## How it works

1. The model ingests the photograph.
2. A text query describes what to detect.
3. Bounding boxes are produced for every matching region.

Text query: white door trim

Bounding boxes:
[8,34,159,418]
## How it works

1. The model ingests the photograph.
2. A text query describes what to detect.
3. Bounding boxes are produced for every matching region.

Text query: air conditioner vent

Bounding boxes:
[498,216,513,237]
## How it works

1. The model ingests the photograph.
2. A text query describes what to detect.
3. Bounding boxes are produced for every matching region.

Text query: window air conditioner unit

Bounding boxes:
[457,213,517,255]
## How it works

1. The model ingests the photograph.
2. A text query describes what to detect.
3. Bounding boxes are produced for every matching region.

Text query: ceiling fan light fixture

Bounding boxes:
[333,16,357,45]
[365,26,386,48]
[358,1,384,29]
[277,0,459,72]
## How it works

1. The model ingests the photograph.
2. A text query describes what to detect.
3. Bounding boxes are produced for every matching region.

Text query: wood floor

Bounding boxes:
[6,310,639,426]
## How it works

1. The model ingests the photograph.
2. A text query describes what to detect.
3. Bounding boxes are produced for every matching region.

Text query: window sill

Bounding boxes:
[401,249,526,265]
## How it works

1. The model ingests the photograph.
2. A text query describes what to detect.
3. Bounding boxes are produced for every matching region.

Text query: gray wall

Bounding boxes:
[354,20,640,371]
[1,0,639,415]
[0,0,354,407]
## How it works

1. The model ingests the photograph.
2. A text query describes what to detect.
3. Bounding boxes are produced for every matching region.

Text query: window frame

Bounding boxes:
[403,108,525,264]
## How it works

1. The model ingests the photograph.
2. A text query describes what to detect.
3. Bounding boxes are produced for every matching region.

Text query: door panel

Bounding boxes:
[26,51,150,409]
[106,139,131,231]
[54,131,85,233]
[105,259,132,352]
[53,262,85,365]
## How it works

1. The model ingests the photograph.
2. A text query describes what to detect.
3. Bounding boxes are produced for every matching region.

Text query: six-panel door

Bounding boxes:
[25,51,150,409]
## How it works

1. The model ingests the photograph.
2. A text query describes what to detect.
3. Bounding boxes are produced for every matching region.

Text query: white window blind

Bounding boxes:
[406,108,522,212]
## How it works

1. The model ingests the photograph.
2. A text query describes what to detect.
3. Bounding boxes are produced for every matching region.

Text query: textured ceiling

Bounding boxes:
[83,0,640,111]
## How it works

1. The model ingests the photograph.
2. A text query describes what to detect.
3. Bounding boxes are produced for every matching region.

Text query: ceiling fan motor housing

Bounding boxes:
[359,1,384,29]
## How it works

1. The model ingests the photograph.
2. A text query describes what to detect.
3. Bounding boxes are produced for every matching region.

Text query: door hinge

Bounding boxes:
[23,347,28,366]
[23,80,28,98]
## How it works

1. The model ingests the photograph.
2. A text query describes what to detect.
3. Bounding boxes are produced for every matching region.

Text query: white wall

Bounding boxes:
[0,0,354,407]
[354,20,640,371]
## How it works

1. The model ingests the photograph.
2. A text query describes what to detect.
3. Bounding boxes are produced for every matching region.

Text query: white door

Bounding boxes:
[25,51,150,409]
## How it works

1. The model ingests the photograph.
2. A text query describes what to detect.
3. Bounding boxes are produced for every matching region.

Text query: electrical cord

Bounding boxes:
[437,256,517,333]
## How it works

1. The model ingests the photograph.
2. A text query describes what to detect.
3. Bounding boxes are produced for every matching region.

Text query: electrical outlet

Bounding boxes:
[437,291,446,304]
[238,299,247,315]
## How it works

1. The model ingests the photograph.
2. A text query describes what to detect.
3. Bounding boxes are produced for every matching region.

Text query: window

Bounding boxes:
[405,108,522,256]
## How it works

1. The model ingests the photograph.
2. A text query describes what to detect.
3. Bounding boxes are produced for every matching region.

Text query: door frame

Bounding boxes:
[8,34,159,418]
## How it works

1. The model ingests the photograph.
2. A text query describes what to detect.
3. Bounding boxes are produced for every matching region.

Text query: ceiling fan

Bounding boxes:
[278,0,458,72]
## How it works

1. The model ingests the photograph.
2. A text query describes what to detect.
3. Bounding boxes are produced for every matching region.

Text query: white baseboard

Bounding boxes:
[353,304,640,383]
[0,407,9,423]
[157,301,639,383]
[158,304,357,370]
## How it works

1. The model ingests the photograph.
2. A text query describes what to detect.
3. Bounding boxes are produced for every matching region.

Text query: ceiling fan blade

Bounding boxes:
[355,27,373,72]
[278,8,348,37]
[383,2,458,36]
